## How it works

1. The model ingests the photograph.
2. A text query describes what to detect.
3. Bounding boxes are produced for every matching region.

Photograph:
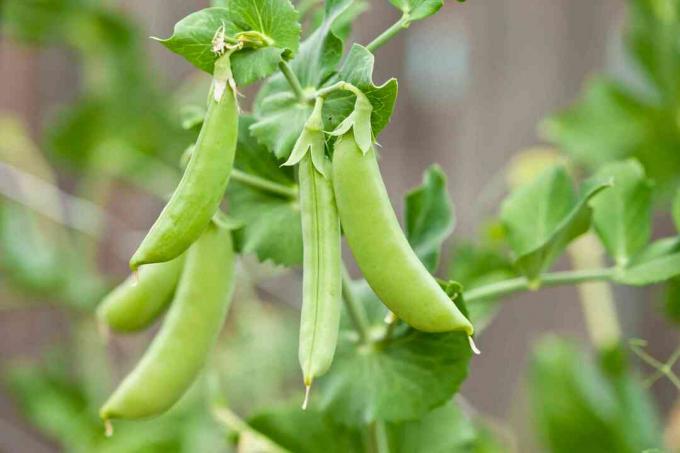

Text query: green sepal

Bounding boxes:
[282,97,327,176]
[329,89,373,153]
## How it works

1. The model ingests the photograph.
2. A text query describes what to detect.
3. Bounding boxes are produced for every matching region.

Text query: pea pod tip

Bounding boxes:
[468,336,481,355]
[301,384,311,411]
[103,419,113,437]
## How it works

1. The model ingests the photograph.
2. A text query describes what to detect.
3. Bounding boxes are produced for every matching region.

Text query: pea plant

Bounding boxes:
[3,0,680,451]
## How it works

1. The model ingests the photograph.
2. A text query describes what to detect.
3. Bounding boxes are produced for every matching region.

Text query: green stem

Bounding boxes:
[314,81,346,99]
[366,16,409,53]
[341,265,371,344]
[464,268,616,303]
[231,169,298,199]
[370,421,390,453]
[279,60,307,103]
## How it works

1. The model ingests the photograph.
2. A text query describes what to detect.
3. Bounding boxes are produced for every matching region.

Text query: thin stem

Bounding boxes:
[314,81,346,99]
[341,265,371,344]
[366,16,409,53]
[279,60,307,103]
[370,421,390,453]
[231,169,298,199]
[464,267,616,303]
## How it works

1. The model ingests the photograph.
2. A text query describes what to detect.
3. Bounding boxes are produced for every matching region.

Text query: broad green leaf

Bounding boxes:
[387,401,477,452]
[250,0,354,158]
[323,44,399,137]
[615,251,680,286]
[500,165,610,282]
[248,407,362,452]
[388,0,443,22]
[673,187,680,232]
[318,328,471,426]
[530,337,662,453]
[227,117,302,265]
[405,165,455,272]
[158,3,300,86]
[589,160,653,267]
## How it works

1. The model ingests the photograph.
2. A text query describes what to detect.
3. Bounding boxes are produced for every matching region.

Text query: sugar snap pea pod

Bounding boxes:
[100,221,235,425]
[332,132,474,335]
[286,99,342,407]
[129,53,238,270]
[96,255,185,333]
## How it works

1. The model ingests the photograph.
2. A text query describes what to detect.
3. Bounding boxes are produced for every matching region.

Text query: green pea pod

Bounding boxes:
[96,255,185,333]
[285,98,342,403]
[100,221,235,424]
[332,133,474,335]
[129,53,238,270]
[298,158,341,402]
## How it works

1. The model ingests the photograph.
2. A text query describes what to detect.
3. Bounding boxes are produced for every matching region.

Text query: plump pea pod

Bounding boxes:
[332,133,474,335]
[96,255,185,333]
[100,221,235,425]
[129,54,238,270]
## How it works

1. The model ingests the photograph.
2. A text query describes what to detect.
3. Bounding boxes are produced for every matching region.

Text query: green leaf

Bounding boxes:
[500,165,611,282]
[250,92,313,159]
[673,188,680,232]
[0,203,62,293]
[158,3,301,86]
[317,329,471,426]
[627,0,680,102]
[530,337,662,453]
[227,117,302,265]
[387,401,477,452]
[540,78,655,169]
[248,407,362,453]
[323,44,399,138]
[589,159,653,267]
[250,0,354,158]
[388,0,443,22]
[404,165,454,273]
[615,251,680,286]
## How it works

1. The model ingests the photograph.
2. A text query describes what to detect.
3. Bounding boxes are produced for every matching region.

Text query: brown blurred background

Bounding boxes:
[1,0,676,451]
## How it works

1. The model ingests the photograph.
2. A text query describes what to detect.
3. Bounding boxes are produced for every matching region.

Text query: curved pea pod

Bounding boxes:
[129,54,238,270]
[332,133,473,335]
[97,255,185,333]
[100,221,235,423]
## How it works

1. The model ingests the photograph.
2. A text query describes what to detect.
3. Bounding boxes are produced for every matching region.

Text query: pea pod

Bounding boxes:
[287,99,342,404]
[129,53,238,270]
[332,132,473,334]
[97,255,185,333]
[100,221,235,424]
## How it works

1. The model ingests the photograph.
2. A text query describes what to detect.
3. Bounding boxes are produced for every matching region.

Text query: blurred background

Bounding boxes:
[1,0,678,451]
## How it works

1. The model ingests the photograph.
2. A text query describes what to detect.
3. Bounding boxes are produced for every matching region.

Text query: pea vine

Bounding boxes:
[1,0,680,452]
